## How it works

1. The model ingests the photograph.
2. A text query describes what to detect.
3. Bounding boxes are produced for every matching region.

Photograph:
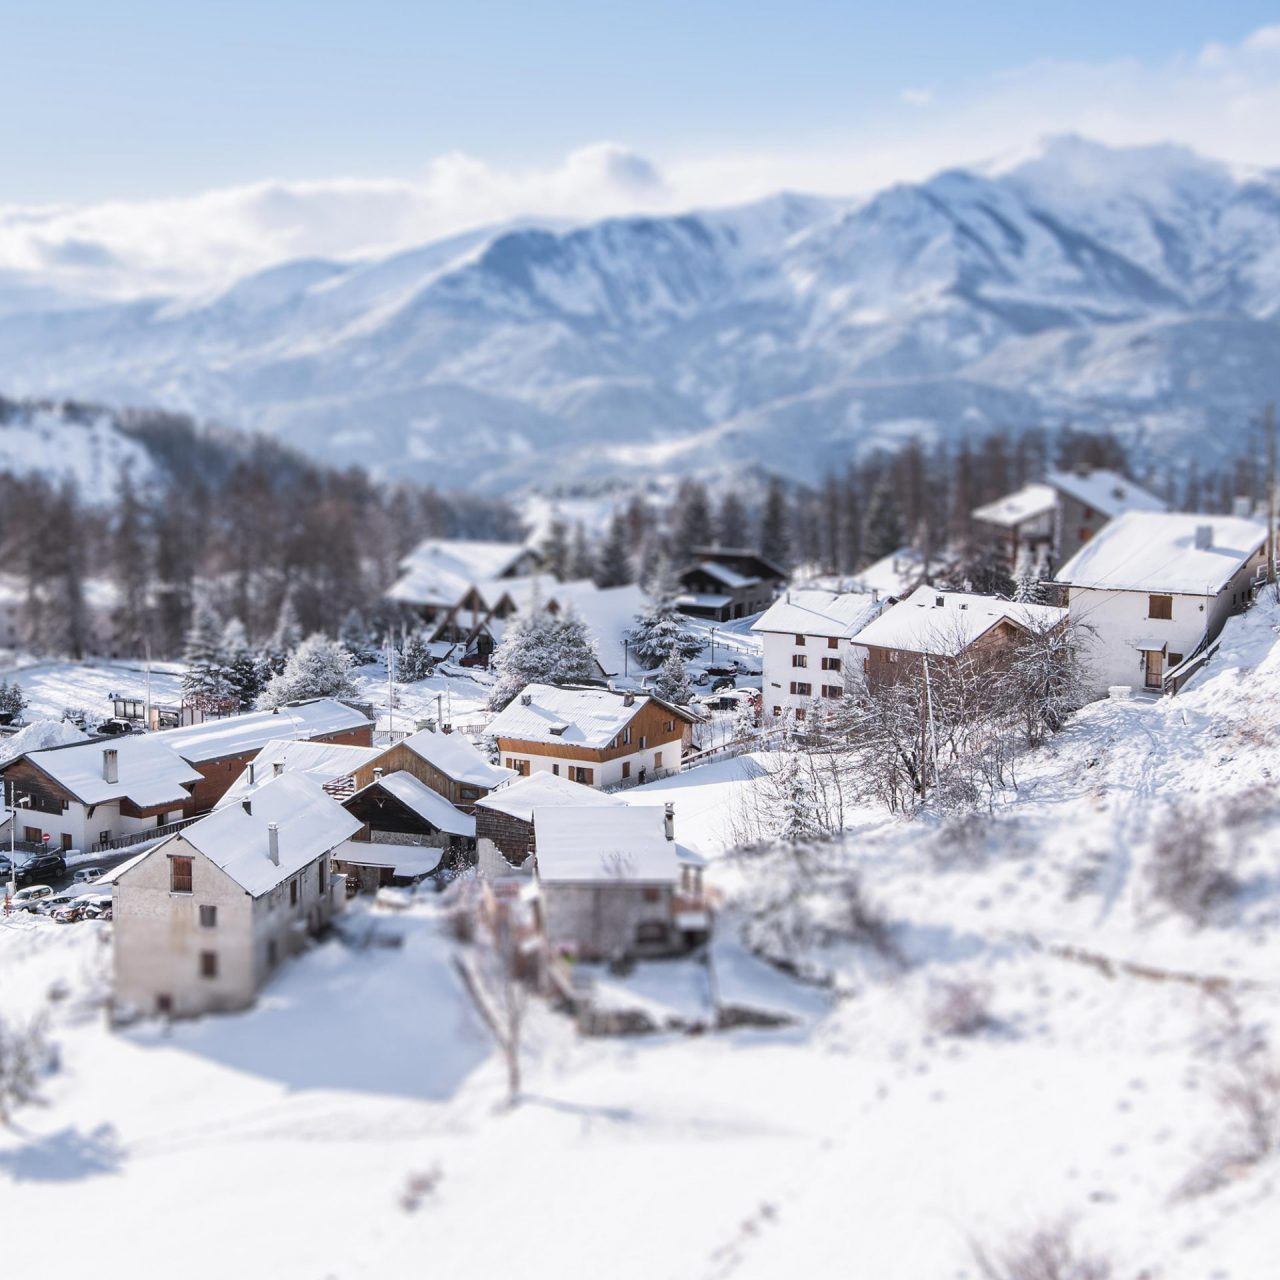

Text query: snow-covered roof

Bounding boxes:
[174,772,361,897]
[96,846,155,886]
[216,738,382,810]
[547,581,646,678]
[533,805,679,884]
[972,483,1058,528]
[1046,468,1166,519]
[849,547,927,598]
[388,539,536,608]
[159,699,371,765]
[351,771,476,837]
[24,735,201,808]
[331,838,442,877]
[487,683,690,750]
[852,585,1067,657]
[396,727,515,789]
[1054,512,1266,595]
[752,589,884,640]
[695,561,757,589]
[676,592,733,610]
[474,772,623,823]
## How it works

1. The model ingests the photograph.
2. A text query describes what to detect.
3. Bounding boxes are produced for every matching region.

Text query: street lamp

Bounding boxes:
[709,626,718,665]
[7,784,31,905]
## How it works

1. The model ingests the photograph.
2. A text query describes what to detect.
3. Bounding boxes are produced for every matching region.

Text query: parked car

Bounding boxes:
[34,892,80,915]
[16,851,66,885]
[70,867,102,885]
[96,718,136,736]
[9,884,54,910]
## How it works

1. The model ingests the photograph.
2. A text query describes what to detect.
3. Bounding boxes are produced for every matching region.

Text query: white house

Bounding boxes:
[487,683,697,789]
[0,736,201,854]
[111,772,361,1018]
[1053,511,1268,694]
[751,589,889,723]
[531,804,709,960]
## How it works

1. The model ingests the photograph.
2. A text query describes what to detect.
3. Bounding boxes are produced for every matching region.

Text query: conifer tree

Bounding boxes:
[220,617,265,708]
[627,561,703,670]
[181,600,234,710]
[595,510,633,587]
[1012,560,1046,604]
[567,521,596,581]
[260,633,359,708]
[268,588,303,673]
[760,476,792,568]
[339,609,375,663]
[540,515,571,581]
[487,607,600,709]
[862,475,905,562]
[398,629,435,682]
[717,490,750,549]
[652,649,692,705]
[670,479,713,565]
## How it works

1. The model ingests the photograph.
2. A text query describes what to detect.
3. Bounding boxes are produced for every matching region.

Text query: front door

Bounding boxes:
[1144,649,1164,689]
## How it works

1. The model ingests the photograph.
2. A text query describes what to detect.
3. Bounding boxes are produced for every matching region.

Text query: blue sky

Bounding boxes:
[3,2,1277,200]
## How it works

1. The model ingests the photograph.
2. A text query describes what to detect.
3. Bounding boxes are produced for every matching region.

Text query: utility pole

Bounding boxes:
[1267,402,1276,585]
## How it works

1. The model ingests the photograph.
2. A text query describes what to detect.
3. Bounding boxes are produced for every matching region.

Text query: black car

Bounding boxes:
[16,851,66,885]
[96,718,136,736]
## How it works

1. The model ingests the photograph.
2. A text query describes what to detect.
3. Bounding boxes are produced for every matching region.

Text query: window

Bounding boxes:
[789,681,812,696]
[827,637,838,649]
[1169,652,1184,666]
[1148,594,1173,620]
[199,951,218,980]
[199,905,217,928]
[170,856,193,894]
[99,830,111,847]
[461,787,479,800]
[664,719,675,733]
[794,634,806,645]
[795,708,807,722]
[822,685,842,700]
[772,706,782,717]
[791,654,807,668]
[572,766,594,784]
[552,763,560,776]
[654,752,663,769]
[505,758,529,776]
[821,656,842,672]
[886,650,900,664]
[290,878,298,908]
[621,761,631,780]
[642,886,662,903]
[639,735,647,749]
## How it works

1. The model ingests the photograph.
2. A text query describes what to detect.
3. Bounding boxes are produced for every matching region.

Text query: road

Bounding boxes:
[3,845,147,897]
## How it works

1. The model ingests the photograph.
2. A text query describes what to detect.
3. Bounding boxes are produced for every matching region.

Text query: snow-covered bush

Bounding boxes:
[259,633,359,708]
[972,1220,1113,1280]
[1146,801,1237,925]
[928,979,996,1038]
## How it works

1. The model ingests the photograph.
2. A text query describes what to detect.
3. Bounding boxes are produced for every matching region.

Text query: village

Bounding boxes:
[1,459,1278,1278]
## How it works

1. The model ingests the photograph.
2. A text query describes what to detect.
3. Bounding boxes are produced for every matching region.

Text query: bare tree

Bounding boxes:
[468,886,530,1107]
[1146,801,1237,925]
[972,1219,1113,1280]
[0,1012,53,1127]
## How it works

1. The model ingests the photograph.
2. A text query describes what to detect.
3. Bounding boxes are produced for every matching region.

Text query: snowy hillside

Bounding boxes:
[3,600,1280,1277]
[0,137,1276,491]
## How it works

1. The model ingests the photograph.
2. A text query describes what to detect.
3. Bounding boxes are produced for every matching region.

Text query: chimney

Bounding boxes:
[1195,524,1214,551]
[935,595,944,608]
[273,761,285,777]
[373,767,384,781]
[101,747,119,784]
[520,693,532,706]
[267,822,279,866]
[443,723,453,735]
[663,802,675,842]
[242,799,252,816]
[1232,496,1251,519]
[623,691,635,707]
[248,761,256,785]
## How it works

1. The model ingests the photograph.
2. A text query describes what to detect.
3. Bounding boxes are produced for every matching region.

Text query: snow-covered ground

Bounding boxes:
[0,657,187,724]
[3,601,1280,1276]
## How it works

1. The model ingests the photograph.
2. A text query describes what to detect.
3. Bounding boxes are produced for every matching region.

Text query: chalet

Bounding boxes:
[752,589,889,724]
[473,771,622,876]
[216,738,383,810]
[486,683,698,789]
[1053,511,1267,695]
[531,803,709,960]
[157,698,374,812]
[851,546,929,598]
[0,736,201,855]
[676,548,787,622]
[386,538,542,630]
[852,585,1067,682]
[973,469,1167,573]
[110,773,360,1018]
[354,725,513,810]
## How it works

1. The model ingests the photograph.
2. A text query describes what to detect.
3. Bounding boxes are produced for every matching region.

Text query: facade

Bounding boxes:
[852,586,1068,683]
[487,683,697,789]
[752,589,889,724]
[386,538,542,629]
[1054,512,1267,694]
[0,737,200,854]
[532,803,709,960]
[353,725,514,809]
[157,699,374,812]
[971,483,1059,574]
[111,773,360,1018]
[472,772,622,875]
[676,548,787,622]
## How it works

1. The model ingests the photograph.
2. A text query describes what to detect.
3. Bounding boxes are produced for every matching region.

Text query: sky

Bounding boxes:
[1,4,1278,295]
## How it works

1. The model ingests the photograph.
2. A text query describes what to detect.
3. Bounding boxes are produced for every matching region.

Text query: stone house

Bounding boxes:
[111,772,360,1018]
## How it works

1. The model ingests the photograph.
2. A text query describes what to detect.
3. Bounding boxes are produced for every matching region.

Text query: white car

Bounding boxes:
[70,867,102,885]
[9,884,54,910]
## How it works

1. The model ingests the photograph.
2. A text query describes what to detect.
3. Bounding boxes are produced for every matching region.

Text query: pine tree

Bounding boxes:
[717,490,750,549]
[567,521,596,581]
[0,680,27,722]
[260,633,359,708]
[670,479,713,565]
[759,476,792,568]
[862,475,905,562]
[653,648,692,705]
[399,629,435,682]
[540,515,570,581]
[595,510,633,587]
[111,471,151,656]
[182,600,234,710]
[487,607,600,709]
[220,617,265,708]
[339,609,375,663]
[268,589,303,673]
[627,565,703,670]
[774,750,822,844]
[1012,561,1045,604]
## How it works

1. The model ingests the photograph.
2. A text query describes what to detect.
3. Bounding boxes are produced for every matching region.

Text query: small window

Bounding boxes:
[822,656,842,672]
[823,685,842,700]
[642,886,662,903]
[621,761,631,779]
[552,763,560,776]
[664,719,675,733]
[794,634,805,646]
[170,856,193,894]
[290,879,298,907]
[789,681,812,696]
[156,994,173,1015]
[461,787,479,800]
[199,951,218,979]
[772,706,781,717]
[639,735,647,749]
[654,752,663,769]
[792,654,807,668]
[1169,652,1183,666]
[795,708,807,722]
[827,636,838,649]
[199,905,217,928]
[573,766,594,784]
[1148,594,1173,620]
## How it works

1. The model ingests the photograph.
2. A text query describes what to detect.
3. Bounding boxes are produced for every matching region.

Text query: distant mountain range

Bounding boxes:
[1,136,1278,494]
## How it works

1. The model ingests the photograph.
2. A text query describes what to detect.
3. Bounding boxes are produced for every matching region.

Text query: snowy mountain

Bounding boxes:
[1,136,1278,491]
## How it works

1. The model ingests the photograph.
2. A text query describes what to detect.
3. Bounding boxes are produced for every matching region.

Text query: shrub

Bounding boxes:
[928,979,996,1037]
[1146,801,1236,925]
[972,1219,1113,1280]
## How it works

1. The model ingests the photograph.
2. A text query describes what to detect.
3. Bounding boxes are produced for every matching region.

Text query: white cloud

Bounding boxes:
[2,25,1279,300]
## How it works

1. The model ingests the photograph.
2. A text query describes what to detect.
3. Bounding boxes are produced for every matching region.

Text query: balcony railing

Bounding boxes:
[91,816,200,853]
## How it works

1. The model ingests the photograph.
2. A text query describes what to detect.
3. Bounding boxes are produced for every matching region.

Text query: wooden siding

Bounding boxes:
[475,807,536,866]
[495,698,686,765]
[352,738,492,810]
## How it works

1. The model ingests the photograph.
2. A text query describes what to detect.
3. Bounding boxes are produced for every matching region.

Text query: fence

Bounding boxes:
[91,815,200,853]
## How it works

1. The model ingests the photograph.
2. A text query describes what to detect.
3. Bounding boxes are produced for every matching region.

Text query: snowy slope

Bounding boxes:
[0,137,1277,491]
